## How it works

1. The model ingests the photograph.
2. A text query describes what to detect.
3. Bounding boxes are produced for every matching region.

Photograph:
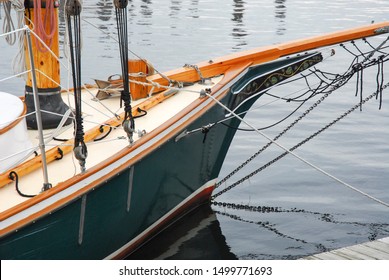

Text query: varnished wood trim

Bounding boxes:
[0,102,27,135]
[25,7,61,89]
[0,62,251,237]
[2,21,388,237]
[145,22,389,93]
[0,88,180,188]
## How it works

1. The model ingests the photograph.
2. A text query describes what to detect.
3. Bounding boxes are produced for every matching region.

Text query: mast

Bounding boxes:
[24,0,71,129]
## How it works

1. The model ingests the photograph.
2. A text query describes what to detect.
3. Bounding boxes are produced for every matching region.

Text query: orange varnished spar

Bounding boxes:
[128,59,151,100]
[25,3,61,90]
[145,21,389,92]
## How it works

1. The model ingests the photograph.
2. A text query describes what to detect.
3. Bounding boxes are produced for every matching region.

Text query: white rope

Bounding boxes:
[81,84,121,119]
[41,109,73,141]
[77,136,127,146]
[119,76,389,208]
[82,17,119,43]
[0,145,39,174]
[0,145,38,162]
[0,110,35,129]
[28,28,70,70]
[0,69,30,82]
[39,108,120,133]
[2,0,27,78]
[2,1,16,45]
[64,87,121,121]
[43,136,127,147]
[0,25,26,38]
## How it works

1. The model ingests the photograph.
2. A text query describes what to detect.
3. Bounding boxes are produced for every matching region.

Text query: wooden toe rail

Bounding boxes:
[0,87,179,189]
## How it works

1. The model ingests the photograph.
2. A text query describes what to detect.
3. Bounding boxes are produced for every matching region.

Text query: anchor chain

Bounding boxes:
[213,209,309,244]
[212,201,293,213]
[216,77,349,187]
[211,201,329,216]
[213,81,389,199]
[216,92,332,188]
[215,51,388,190]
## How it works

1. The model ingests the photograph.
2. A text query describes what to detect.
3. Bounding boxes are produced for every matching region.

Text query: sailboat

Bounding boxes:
[0,0,388,259]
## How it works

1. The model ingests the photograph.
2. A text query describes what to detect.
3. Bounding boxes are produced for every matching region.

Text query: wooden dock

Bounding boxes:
[302,237,389,260]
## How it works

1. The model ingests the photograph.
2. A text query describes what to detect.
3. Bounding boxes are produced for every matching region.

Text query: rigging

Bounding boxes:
[114,0,135,144]
[211,36,389,208]
[65,0,87,173]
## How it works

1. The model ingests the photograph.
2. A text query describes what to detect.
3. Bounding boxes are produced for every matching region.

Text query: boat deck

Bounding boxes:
[0,77,223,213]
[301,237,389,260]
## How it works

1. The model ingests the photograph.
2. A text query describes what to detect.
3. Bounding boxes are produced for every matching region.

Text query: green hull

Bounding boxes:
[0,88,238,260]
[0,54,319,259]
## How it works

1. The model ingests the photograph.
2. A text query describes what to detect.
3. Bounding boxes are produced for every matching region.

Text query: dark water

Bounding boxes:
[1,0,389,260]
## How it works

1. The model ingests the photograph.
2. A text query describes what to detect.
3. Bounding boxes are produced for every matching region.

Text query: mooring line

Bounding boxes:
[204,88,389,209]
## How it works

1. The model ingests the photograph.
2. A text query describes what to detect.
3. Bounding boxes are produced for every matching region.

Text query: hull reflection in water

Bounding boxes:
[127,204,237,260]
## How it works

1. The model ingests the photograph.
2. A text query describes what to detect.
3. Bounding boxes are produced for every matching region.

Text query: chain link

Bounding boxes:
[213,81,389,199]
[213,209,309,244]
[216,92,330,188]
[211,201,325,215]
[215,47,388,191]
[215,74,354,188]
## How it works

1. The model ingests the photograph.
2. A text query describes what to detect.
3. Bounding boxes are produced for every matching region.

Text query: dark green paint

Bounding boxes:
[0,55,321,259]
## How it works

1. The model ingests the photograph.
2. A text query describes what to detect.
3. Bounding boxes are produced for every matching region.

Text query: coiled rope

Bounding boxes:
[1,0,27,77]
[32,0,57,52]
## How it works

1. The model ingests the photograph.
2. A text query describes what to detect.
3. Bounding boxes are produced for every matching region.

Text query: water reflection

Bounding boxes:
[96,0,114,23]
[231,0,247,50]
[274,0,287,35]
[58,0,115,44]
[126,200,389,259]
[169,0,182,18]
[212,201,389,259]
[139,0,153,23]
[4,0,387,260]
[189,0,199,19]
[57,0,66,40]
[126,204,237,260]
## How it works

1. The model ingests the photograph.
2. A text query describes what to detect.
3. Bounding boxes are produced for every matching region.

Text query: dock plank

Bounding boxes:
[309,251,350,260]
[379,237,389,244]
[350,244,389,259]
[301,237,389,260]
[335,247,375,260]
[364,240,389,253]
[304,256,322,260]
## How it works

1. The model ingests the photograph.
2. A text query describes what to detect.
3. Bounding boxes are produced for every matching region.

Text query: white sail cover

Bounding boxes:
[0,91,33,173]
